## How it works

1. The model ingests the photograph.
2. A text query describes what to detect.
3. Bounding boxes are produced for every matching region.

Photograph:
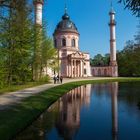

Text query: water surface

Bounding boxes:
[16,82,140,140]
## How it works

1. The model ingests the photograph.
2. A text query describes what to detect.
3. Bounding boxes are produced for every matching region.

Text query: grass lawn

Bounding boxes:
[0,81,50,95]
[0,78,140,140]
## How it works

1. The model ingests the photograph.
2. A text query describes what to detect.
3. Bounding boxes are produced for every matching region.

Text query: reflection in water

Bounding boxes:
[55,83,119,140]
[110,82,118,140]
[90,82,118,140]
[55,85,92,139]
[16,82,140,140]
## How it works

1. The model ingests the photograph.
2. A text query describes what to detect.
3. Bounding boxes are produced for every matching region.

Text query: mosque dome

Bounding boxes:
[54,11,79,35]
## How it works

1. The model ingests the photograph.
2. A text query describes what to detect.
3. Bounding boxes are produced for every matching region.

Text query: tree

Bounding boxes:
[134,21,140,45]
[118,0,140,16]
[32,23,58,81]
[40,29,58,78]
[0,0,34,85]
[117,39,140,76]
[90,54,110,66]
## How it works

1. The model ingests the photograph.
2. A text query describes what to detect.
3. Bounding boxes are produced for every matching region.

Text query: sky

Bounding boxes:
[42,0,139,57]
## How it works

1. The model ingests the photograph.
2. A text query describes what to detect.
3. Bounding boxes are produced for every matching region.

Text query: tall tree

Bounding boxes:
[41,36,58,78]
[0,0,34,85]
[118,39,140,76]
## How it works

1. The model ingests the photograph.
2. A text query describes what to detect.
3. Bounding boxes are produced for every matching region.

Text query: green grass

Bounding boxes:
[0,81,50,95]
[0,78,140,140]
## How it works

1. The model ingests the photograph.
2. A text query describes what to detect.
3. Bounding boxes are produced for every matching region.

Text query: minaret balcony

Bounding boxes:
[33,0,44,5]
[110,39,116,42]
[109,20,116,26]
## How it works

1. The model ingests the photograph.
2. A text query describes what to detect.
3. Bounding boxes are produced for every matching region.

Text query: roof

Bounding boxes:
[54,11,79,35]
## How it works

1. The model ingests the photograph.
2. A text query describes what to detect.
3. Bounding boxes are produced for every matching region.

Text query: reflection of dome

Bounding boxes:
[54,12,79,34]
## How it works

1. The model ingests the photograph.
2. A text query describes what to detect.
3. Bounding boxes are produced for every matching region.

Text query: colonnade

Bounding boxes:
[67,59,85,78]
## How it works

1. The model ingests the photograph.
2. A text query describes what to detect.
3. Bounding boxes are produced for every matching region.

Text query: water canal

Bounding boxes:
[16,82,140,140]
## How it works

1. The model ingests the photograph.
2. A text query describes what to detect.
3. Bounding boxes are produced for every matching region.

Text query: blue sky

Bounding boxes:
[43,0,139,57]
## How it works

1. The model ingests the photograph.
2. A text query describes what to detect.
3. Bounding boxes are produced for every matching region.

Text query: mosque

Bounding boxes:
[53,8,91,78]
[34,0,118,77]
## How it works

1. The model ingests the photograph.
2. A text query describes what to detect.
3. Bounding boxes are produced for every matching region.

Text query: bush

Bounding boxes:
[38,75,51,83]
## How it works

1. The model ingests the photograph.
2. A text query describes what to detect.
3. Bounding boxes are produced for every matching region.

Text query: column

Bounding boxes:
[67,61,69,77]
[77,61,79,77]
[80,60,83,77]
[82,61,84,77]
[71,60,73,78]
[79,61,81,77]
[74,60,76,78]
[68,61,71,77]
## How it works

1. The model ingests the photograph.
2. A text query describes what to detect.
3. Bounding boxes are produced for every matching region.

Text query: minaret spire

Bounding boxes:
[109,1,118,77]
[64,0,68,14]
[110,0,113,9]
[62,0,70,20]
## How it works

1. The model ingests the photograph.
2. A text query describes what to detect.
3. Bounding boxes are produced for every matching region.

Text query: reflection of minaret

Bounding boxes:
[109,1,118,77]
[110,82,118,140]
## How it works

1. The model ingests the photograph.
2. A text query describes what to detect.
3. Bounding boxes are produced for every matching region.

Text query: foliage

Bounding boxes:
[118,40,140,76]
[117,23,140,76]
[32,24,58,81]
[38,75,50,83]
[41,28,58,77]
[118,0,140,16]
[0,0,57,87]
[0,81,50,95]
[0,0,34,86]
[90,54,110,66]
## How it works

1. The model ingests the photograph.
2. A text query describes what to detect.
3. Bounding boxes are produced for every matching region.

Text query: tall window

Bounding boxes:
[72,39,75,47]
[62,38,66,46]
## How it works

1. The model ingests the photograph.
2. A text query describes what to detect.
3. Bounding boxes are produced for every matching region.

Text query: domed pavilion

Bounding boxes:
[53,9,91,78]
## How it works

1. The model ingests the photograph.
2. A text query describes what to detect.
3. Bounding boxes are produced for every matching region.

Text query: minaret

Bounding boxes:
[33,0,44,26]
[109,3,118,77]
[33,0,44,81]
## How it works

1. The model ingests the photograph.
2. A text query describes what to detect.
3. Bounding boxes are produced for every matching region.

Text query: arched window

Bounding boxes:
[62,38,66,46]
[72,39,75,47]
